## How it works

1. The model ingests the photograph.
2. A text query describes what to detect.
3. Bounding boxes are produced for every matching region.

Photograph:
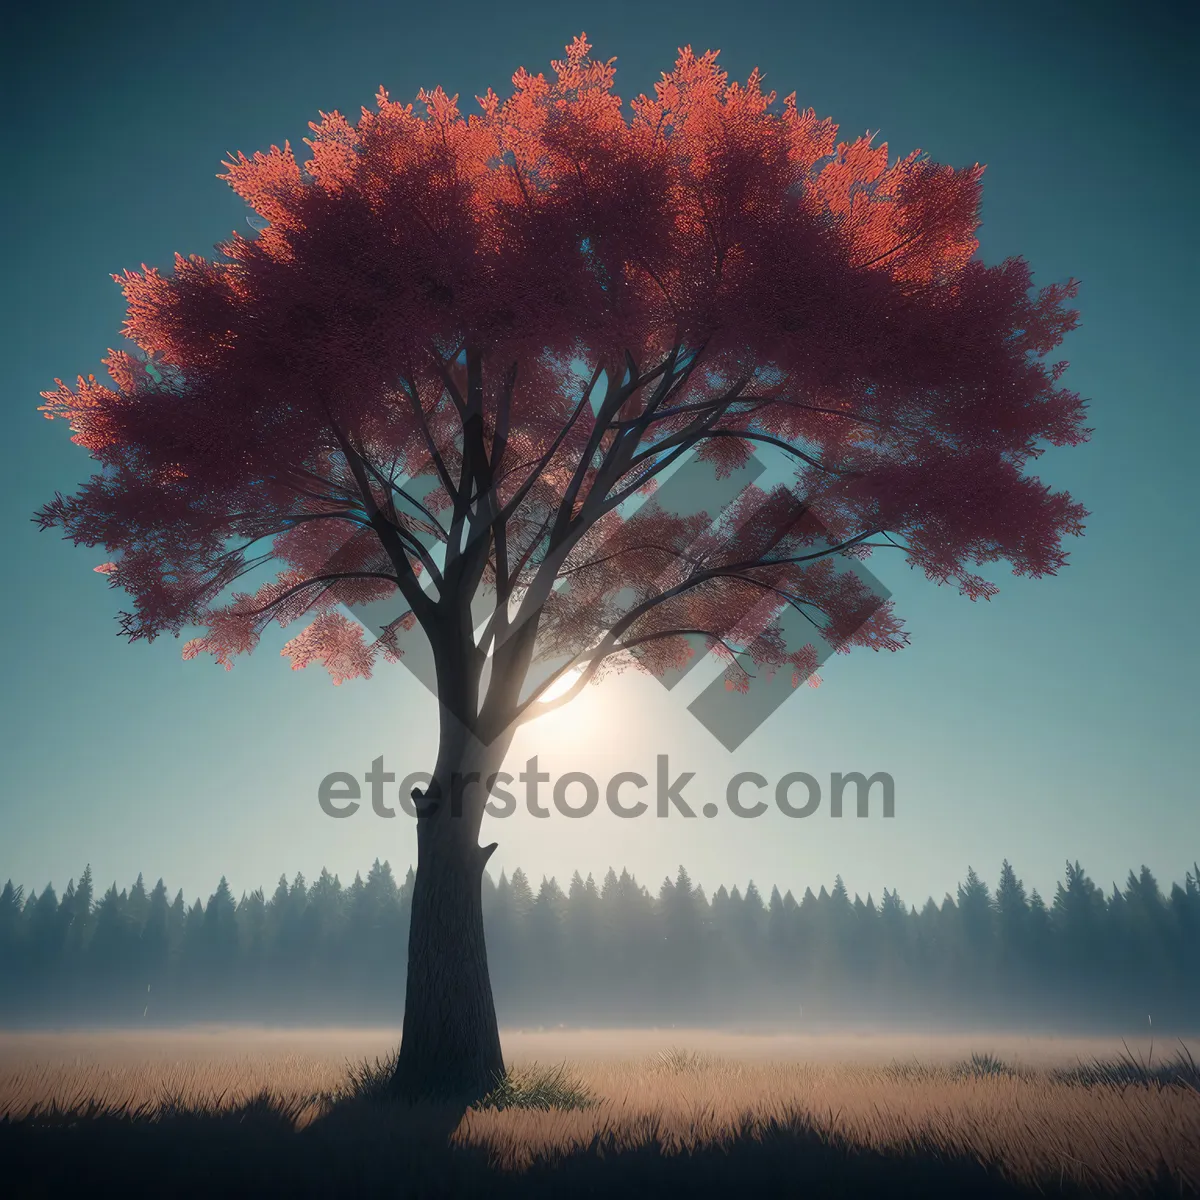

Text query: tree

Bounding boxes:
[1052,861,1106,1003]
[66,866,93,959]
[35,36,1088,1099]
[994,859,1030,995]
[564,870,602,1011]
[203,876,240,989]
[0,882,24,1016]
[956,866,994,974]
[28,886,64,1006]
[660,865,705,1003]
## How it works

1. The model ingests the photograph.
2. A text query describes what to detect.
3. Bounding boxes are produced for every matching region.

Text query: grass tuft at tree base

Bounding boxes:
[478,1062,595,1112]
[332,1049,593,1112]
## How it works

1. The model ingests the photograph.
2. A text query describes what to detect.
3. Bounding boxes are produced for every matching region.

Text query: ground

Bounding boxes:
[1,1027,1197,1197]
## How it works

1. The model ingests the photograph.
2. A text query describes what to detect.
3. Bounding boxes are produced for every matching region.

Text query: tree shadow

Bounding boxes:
[4,1088,1189,1199]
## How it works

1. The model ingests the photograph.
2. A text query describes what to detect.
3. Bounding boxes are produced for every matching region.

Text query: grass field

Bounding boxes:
[2,1028,1197,1197]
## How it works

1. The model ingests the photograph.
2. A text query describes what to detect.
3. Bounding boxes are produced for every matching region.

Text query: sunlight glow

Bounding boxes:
[537,667,584,703]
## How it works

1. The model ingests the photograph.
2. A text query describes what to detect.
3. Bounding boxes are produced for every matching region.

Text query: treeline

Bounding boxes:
[0,859,1197,1031]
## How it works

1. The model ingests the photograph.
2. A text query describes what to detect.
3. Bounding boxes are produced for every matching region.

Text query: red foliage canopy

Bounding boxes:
[37,35,1088,729]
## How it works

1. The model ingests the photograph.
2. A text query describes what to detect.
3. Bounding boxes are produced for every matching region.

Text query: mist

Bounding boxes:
[2,857,1195,1036]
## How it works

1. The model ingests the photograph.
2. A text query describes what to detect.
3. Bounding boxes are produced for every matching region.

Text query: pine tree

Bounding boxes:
[127,873,149,931]
[67,865,93,956]
[508,868,534,919]
[0,882,25,1013]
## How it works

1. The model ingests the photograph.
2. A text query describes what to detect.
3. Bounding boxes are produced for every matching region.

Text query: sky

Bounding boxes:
[1,0,1195,911]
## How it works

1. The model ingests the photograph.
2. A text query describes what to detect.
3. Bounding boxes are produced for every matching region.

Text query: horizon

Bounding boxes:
[7,851,1199,917]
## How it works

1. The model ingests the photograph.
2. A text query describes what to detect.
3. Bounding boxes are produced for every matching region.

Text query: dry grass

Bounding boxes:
[1,1028,1197,1197]
[457,1052,1199,1189]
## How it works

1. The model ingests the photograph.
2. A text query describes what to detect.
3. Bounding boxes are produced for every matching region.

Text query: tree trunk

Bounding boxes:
[391,739,507,1104]
[389,601,537,1103]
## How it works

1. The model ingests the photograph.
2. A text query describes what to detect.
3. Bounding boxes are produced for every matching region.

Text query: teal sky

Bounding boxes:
[2,0,1195,910]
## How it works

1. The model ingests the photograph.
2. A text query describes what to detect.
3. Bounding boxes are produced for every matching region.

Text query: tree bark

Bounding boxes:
[389,593,539,1103]
[390,731,508,1104]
